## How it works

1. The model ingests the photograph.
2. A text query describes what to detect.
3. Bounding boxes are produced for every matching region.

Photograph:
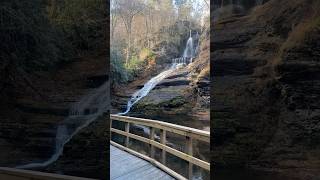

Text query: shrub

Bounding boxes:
[110,48,130,84]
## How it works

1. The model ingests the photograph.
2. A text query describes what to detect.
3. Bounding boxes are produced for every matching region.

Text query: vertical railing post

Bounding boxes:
[125,122,130,147]
[187,136,193,179]
[110,118,113,142]
[150,127,155,158]
[160,129,166,165]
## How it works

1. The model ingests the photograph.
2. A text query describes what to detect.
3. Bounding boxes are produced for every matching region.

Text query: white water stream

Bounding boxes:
[16,80,109,169]
[118,63,180,115]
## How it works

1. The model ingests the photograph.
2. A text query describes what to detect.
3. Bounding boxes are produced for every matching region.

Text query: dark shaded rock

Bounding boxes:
[15,104,69,116]
[46,114,109,179]
[212,0,320,178]
[157,79,191,87]
[86,74,108,88]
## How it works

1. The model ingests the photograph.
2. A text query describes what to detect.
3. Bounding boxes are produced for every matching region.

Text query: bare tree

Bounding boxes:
[116,0,145,65]
[110,0,118,41]
[143,0,158,48]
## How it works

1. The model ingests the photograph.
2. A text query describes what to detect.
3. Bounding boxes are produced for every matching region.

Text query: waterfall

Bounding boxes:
[119,31,197,115]
[118,64,178,115]
[16,81,109,169]
[183,34,195,63]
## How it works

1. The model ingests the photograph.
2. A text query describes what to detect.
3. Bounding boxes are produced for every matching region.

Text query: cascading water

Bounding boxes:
[16,81,109,169]
[118,64,178,115]
[119,31,196,115]
[183,30,195,64]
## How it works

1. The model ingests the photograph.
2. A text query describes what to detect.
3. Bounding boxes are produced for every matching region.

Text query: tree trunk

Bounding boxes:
[111,16,117,41]
[126,23,132,66]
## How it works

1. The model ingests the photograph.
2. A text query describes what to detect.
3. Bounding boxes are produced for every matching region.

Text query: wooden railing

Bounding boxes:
[0,167,96,180]
[110,114,210,180]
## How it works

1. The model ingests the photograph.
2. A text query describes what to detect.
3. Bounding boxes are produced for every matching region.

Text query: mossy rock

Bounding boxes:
[161,96,186,108]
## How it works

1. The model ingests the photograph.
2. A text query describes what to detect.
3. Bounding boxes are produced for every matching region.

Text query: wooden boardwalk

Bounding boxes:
[110,145,175,180]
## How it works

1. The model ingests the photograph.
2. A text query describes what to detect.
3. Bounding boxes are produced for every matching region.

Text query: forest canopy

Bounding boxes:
[110,0,209,85]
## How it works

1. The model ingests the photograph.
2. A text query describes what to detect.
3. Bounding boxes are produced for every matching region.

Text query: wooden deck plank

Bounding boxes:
[110,145,175,180]
[112,164,156,180]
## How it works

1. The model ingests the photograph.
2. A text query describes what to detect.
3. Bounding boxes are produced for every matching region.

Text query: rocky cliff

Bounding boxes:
[212,0,320,178]
[0,54,108,179]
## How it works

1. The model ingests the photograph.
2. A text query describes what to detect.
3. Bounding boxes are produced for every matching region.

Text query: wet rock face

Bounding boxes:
[0,55,108,178]
[45,114,109,179]
[131,69,195,117]
[212,0,320,176]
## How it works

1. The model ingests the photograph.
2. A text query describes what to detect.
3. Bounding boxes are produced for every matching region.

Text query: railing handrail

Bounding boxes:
[110,114,210,180]
[111,114,210,142]
[0,167,96,180]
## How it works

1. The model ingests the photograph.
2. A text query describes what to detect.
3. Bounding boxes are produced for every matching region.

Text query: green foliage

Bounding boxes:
[111,48,130,84]
[139,48,155,60]
[125,48,154,73]
[126,55,141,70]
[110,47,155,85]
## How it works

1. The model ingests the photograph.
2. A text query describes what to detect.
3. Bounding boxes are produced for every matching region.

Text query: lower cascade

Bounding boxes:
[16,81,109,169]
[118,64,179,115]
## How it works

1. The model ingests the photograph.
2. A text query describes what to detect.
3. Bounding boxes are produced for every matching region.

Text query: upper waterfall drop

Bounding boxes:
[183,31,195,64]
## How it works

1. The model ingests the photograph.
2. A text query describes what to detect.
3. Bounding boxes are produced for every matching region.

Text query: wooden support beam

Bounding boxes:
[125,122,130,147]
[110,119,113,138]
[150,127,155,159]
[187,136,193,179]
[160,129,166,165]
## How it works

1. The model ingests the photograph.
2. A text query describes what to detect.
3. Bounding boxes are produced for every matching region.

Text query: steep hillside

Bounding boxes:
[123,27,210,127]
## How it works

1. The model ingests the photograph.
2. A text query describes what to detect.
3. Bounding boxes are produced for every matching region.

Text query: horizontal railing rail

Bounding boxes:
[0,167,96,180]
[110,114,210,180]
